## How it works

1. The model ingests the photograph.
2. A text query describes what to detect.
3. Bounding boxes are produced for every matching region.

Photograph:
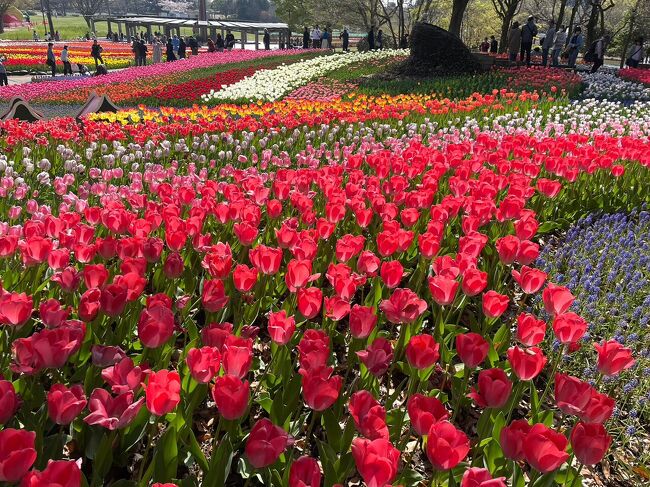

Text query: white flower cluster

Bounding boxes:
[581,71,650,102]
[201,50,408,103]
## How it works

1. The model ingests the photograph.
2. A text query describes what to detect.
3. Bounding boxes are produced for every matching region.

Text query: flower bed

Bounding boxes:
[502,66,583,98]
[620,68,650,86]
[0,59,649,487]
[581,71,650,101]
[201,49,408,102]
[0,41,135,72]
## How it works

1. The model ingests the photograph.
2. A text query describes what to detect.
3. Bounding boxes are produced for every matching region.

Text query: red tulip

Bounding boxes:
[201,322,233,352]
[212,375,250,420]
[186,346,221,383]
[482,290,509,318]
[91,345,126,368]
[570,422,611,465]
[356,338,393,377]
[101,357,150,394]
[286,259,314,292]
[500,419,532,461]
[523,423,569,473]
[594,340,635,376]
[39,299,70,328]
[324,296,351,321]
[418,232,440,259]
[0,292,33,326]
[542,283,574,316]
[47,384,87,425]
[297,287,323,319]
[348,390,389,440]
[249,244,283,275]
[461,467,506,487]
[378,260,402,289]
[268,310,296,345]
[380,288,427,324]
[20,460,81,487]
[428,275,459,306]
[516,312,546,346]
[406,334,440,370]
[468,368,512,408]
[511,266,547,294]
[552,312,587,344]
[336,234,365,261]
[554,373,592,416]
[163,252,184,278]
[351,437,400,487]
[145,370,181,416]
[0,379,19,424]
[495,235,520,264]
[11,324,85,375]
[83,264,109,289]
[349,304,377,339]
[517,240,540,265]
[579,389,615,424]
[289,456,321,487]
[222,336,253,378]
[202,279,230,312]
[245,418,289,468]
[426,421,470,470]
[297,329,330,371]
[407,393,449,436]
[507,346,547,380]
[536,178,562,198]
[461,268,487,296]
[300,366,342,411]
[99,283,128,317]
[138,305,175,349]
[78,287,101,322]
[233,264,258,292]
[357,250,380,276]
[455,332,489,368]
[202,243,232,279]
[0,429,37,482]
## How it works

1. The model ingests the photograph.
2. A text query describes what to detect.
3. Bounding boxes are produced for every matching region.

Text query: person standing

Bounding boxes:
[172,34,180,57]
[188,36,199,56]
[0,55,8,86]
[377,29,383,49]
[626,38,644,68]
[489,35,498,54]
[91,39,104,68]
[551,25,567,66]
[32,29,39,41]
[311,25,321,48]
[46,42,56,76]
[178,37,187,59]
[590,34,610,73]
[341,27,350,52]
[303,26,309,49]
[138,40,148,65]
[217,34,225,51]
[520,16,538,66]
[480,37,490,52]
[225,31,236,50]
[368,26,375,50]
[321,28,329,49]
[508,21,521,62]
[541,20,556,66]
[263,28,271,50]
[400,33,409,48]
[567,26,583,68]
[152,37,162,63]
[166,38,175,62]
[60,45,72,75]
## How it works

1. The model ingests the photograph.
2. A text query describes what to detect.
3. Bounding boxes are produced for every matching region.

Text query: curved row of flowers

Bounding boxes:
[580,71,650,102]
[200,49,408,102]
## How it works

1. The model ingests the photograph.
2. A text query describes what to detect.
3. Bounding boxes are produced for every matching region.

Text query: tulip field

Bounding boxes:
[0,48,649,487]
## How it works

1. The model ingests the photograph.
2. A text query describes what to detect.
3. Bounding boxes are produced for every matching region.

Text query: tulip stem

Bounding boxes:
[451,366,470,422]
[538,344,565,415]
[570,462,584,487]
[138,418,157,483]
[305,411,319,447]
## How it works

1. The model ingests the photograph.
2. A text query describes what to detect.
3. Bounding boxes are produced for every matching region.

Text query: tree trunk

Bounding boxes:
[449,0,470,37]
[565,0,580,44]
[556,0,568,26]
[83,15,92,30]
[499,16,513,53]
[0,17,4,34]
[585,1,600,48]
[619,0,640,68]
[44,0,55,37]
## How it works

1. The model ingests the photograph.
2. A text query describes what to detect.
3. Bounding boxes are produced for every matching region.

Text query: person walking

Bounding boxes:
[263,28,271,50]
[590,34,610,73]
[508,21,521,62]
[91,39,104,68]
[520,16,538,66]
[567,26,583,68]
[311,25,321,48]
[166,38,175,62]
[60,44,72,75]
[489,35,498,54]
[303,26,310,49]
[368,26,375,50]
[626,38,644,68]
[47,42,56,76]
[551,25,567,66]
[541,20,556,66]
[172,34,180,57]
[340,27,350,52]
[178,37,187,59]
[0,55,8,86]
[188,36,199,56]
[152,37,163,63]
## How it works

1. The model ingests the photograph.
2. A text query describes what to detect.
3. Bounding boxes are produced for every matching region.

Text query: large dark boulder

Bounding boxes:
[399,23,483,76]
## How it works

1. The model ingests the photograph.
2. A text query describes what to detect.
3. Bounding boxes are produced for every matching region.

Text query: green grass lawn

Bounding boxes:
[0,15,201,41]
